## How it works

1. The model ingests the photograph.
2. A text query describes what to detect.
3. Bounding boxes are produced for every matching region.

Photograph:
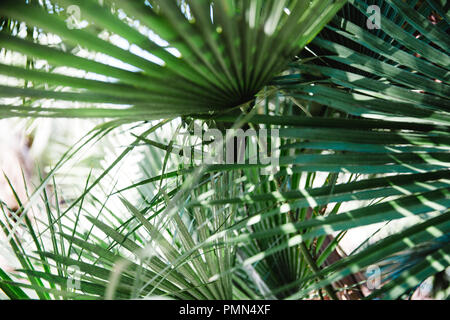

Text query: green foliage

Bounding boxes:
[0,0,449,300]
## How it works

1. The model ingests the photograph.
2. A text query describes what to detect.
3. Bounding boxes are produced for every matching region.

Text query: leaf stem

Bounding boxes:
[299,242,339,300]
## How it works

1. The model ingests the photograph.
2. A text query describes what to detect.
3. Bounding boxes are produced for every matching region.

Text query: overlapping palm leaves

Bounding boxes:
[0,0,346,119]
[0,0,449,300]
[271,0,450,298]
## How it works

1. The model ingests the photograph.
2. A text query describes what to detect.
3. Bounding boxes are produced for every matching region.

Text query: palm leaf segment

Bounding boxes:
[0,0,347,119]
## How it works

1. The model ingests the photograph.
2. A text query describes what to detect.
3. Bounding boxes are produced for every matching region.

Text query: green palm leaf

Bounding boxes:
[0,0,449,301]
